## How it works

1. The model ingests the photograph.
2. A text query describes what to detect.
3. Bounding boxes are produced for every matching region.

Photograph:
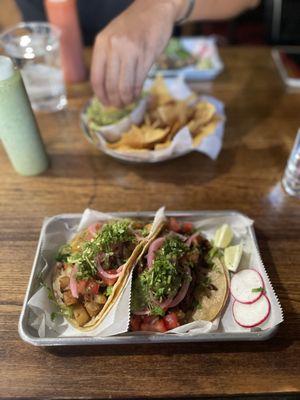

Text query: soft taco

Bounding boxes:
[52,217,164,331]
[130,217,229,332]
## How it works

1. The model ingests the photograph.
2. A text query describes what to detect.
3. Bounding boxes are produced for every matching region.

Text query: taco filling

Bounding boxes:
[53,219,151,328]
[130,218,228,332]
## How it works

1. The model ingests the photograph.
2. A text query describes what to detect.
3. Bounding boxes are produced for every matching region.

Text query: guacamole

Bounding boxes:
[87,97,136,128]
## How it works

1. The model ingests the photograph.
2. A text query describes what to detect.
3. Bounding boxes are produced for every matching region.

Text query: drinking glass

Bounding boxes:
[0,22,67,112]
[282,129,300,198]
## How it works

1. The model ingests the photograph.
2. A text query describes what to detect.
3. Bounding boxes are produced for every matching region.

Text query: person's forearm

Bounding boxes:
[172,0,260,23]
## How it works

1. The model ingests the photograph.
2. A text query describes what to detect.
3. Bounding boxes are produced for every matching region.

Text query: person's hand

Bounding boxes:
[91,0,185,107]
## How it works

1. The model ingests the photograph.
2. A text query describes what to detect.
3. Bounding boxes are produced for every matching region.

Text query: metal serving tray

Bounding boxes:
[19,211,279,346]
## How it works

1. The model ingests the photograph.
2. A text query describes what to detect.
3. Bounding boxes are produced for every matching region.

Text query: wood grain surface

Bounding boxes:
[0,47,299,399]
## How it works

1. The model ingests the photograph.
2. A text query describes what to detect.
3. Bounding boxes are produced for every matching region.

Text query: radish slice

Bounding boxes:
[233,295,271,328]
[230,269,264,304]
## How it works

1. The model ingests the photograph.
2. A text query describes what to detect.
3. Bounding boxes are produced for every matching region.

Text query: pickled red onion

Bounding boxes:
[186,232,200,246]
[70,265,78,298]
[147,237,165,268]
[133,309,151,316]
[152,293,174,310]
[168,266,191,308]
[97,262,124,280]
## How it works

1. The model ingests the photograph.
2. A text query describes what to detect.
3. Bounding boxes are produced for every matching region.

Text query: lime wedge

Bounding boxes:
[224,243,243,272]
[214,224,233,248]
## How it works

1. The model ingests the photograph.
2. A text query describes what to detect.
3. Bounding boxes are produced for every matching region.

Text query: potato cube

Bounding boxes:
[63,290,77,306]
[59,276,70,291]
[73,304,90,326]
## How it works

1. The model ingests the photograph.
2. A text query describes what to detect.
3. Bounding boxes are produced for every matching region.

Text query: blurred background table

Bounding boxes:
[0,46,299,399]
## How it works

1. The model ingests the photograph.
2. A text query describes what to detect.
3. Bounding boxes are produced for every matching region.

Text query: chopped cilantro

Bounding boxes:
[105,286,113,297]
[150,306,165,317]
[145,257,182,301]
[40,281,55,301]
[142,226,150,237]
[50,312,58,321]
[132,236,189,307]
[252,287,264,293]
[97,219,134,253]
[56,244,71,262]
[160,235,188,259]
[67,219,136,280]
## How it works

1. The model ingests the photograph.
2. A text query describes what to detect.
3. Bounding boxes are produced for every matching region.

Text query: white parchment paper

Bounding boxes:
[27,210,283,338]
[82,78,225,163]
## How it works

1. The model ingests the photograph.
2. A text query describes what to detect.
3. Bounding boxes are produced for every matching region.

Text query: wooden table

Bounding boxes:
[0,47,299,399]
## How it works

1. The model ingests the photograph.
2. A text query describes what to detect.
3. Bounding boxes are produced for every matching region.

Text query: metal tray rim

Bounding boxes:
[19,210,281,346]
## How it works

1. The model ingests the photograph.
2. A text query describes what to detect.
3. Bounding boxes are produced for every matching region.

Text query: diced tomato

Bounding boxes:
[130,315,142,331]
[151,319,167,333]
[181,222,194,234]
[164,312,180,331]
[140,323,150,332]
[86,280,100,295]
[142,315,157,324]
[169,217,181,232]
[140,318,167,333]
[77,279,87,295]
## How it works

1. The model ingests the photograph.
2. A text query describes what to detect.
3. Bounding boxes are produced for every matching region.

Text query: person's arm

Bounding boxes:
[91,0,260,107]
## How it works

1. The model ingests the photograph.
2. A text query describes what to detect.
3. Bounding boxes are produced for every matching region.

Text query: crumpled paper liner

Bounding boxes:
[81,78,225,163]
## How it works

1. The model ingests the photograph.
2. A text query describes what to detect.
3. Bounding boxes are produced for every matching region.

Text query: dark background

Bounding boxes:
[1,0,300,46]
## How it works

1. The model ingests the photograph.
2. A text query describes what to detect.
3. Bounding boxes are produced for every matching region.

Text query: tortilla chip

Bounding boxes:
[103,76,221,154]
[155,141,172,150]
[192,116,220,147]
[151,119,163,129]
[168,119,183,139]
[194,102,216,125]
[150,75,173,105]
[142,126,170,145]
[108,126,145,149]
